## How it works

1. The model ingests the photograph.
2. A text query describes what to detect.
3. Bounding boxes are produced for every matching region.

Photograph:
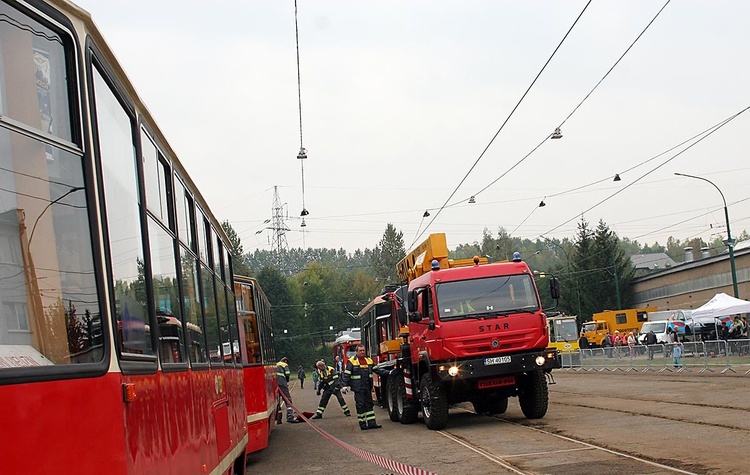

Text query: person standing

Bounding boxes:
[578,332,589,359]
[311,360,351,419]
[312,364,319,391]
[297,365,306,389]
[277,357,299,423]
[645,330,657,360]
[627,332,636,358]
[672,342,682,368]
[601,332,613,358]
[335,355,343,375]
[341,344,384,430]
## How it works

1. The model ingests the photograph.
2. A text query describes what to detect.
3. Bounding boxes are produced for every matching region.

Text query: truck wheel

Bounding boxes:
[386,377,400,422]
[518,370,548,419]
[471,399,488,414]
[397,374,418,424]
[487,395,508,415]
[420,373,448,430]
[471,394,507,415]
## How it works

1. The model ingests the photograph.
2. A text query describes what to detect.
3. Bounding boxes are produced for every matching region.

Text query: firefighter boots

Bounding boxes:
[311,413,322,420]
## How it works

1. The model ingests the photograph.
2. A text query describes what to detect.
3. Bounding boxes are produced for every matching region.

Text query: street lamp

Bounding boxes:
[674,172,739,298]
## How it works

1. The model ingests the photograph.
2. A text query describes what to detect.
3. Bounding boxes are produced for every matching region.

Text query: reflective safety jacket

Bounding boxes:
[315,365,340,391]
[276,360,291,387]
[342,356,379,393]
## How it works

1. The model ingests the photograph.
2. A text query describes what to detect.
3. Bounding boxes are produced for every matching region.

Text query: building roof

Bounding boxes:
[631,253,677,272]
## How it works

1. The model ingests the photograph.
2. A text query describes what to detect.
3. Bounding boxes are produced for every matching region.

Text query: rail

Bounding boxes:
[558,339,750,375]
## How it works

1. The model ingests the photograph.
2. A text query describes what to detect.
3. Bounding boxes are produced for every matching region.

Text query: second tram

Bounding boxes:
[234,275,279,456]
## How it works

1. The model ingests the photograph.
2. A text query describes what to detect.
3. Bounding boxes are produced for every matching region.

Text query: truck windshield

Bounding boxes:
[551,319,579,342]
[435,274,539,321]
[582,322,597,333]
[641,322,667,333]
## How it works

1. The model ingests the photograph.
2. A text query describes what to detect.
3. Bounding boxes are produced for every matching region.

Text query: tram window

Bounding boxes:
[0,126,102,368]
[243,315,260,364]
[174,177,195,250]
[224,247,232,285]
[215,279,233,364]
[212,231,222,277]
[180,248,207,364]
[196,210,209,265]
[201,264,221,366]
[227,287,241,364]
[141,131,172,228]
[147,217,185,365]
[93,65,153,358]
[0,3,74,144]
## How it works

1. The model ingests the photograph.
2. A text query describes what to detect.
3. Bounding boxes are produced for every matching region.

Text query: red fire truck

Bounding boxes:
[332,328,361,364]
[360,234,560,430]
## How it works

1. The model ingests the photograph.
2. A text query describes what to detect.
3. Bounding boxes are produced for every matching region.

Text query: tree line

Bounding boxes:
[220,220,748,368]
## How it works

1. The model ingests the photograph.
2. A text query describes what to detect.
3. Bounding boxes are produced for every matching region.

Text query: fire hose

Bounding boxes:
[278,388,437,475]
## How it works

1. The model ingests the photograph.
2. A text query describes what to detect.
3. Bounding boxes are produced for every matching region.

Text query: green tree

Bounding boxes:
[221,220,251,276]
[571,218,597,323]
[256,266,302,363]
[371,223,405,283]
[571,218,636,323]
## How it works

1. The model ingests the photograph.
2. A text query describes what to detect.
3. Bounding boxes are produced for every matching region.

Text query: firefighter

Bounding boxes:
[310,360,351,419]
[341,344,384,430]
[276,357,299,423]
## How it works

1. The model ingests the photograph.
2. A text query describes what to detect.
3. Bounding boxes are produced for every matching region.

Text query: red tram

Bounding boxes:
[233,275,279,455]
[0,0,248,473]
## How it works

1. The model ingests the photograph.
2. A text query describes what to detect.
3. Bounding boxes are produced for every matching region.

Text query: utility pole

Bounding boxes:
[675,173,738,297]
[270,185,289,266]
[613,256,621,310]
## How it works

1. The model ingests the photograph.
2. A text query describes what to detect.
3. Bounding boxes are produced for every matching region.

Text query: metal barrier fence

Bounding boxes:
[559,339,750,375]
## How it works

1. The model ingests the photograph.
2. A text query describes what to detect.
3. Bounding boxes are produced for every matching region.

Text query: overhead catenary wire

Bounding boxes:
[541,105,750,237]
[294,0,309,218]
[408,0,594,250]
[456,0,673,208]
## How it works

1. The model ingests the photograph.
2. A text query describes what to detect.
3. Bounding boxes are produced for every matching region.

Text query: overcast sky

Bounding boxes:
[74,0,750,255]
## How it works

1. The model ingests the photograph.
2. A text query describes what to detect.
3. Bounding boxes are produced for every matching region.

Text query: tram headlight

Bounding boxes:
[447,365,459,377]
[535,356,546,367]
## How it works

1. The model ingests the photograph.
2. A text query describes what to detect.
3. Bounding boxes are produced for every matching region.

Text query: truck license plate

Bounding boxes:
[484,356,511,365]
[477,376,515,389]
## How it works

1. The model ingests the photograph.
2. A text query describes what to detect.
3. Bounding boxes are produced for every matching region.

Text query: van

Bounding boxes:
[637,321,670,344]
[648,309,699,336]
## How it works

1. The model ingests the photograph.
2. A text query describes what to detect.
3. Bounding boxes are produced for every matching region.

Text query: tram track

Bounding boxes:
[551,399,750,433]
[551,387,749,412]
[439,405,703,475]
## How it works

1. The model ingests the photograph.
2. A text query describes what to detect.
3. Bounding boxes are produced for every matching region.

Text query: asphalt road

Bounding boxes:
[246,372,750,475]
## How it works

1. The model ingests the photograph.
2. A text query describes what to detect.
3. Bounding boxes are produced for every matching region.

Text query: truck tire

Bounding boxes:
[397,374,418,424]
[420,373,448,430]
[518,370,548,419]
[471,394,507,415]
[386,377,400,422]
[471,399,488,414]
[487,395,508,415]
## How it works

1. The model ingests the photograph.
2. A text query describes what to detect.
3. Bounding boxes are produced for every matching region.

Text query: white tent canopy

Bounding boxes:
[690,293,750,323]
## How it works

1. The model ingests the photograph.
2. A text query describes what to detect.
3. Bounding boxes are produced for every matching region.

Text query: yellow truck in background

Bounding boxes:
[547,314,580,353]
[581,307,655,347]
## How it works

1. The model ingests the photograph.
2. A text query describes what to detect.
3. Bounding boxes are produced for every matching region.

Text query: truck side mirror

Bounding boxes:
[397,307,407,326]
[408,290,418,312]
[549,277,560,300]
